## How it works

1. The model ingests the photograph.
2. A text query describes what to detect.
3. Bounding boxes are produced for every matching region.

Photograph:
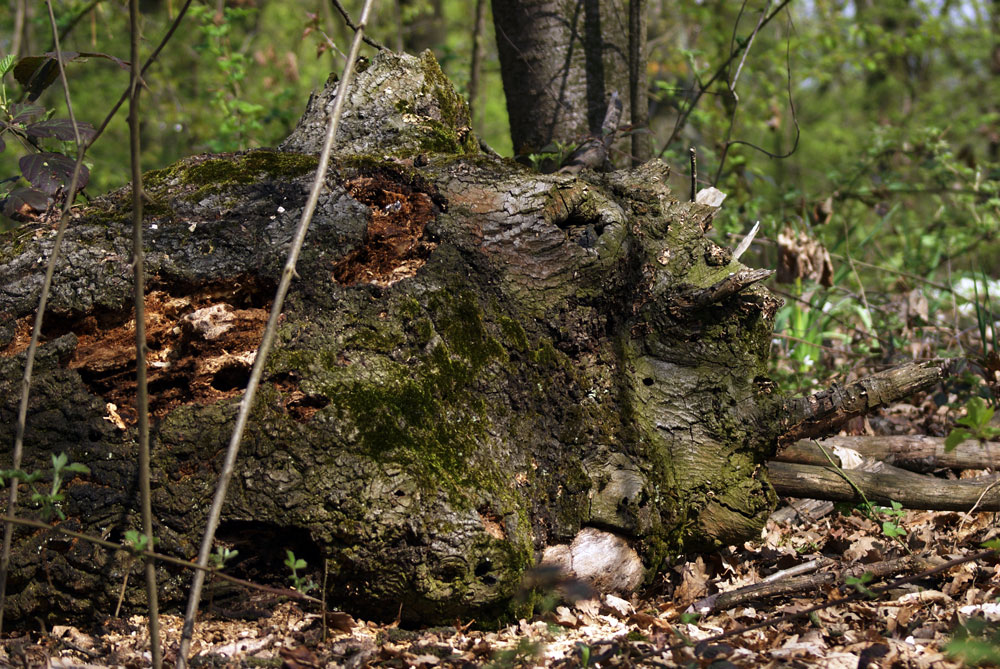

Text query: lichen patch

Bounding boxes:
[333,170,440,286]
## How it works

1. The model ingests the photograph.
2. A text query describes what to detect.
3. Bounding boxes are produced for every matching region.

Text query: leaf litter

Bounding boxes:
[1,401,998,667]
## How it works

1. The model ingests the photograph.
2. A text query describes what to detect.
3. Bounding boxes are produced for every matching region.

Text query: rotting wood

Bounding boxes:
[768,460,1000,511]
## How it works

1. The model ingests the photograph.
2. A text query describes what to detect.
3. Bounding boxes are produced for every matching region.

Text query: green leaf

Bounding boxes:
[945,428,972,452]
[124,530,149,552]
[965,396,993,427]
[19,152,89,194]
[51,452,68,471]
[882,521,906,539]
[846,572,877,598]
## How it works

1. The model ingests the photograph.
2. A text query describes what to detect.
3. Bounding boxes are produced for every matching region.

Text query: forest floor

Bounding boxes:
[1,402,998,668]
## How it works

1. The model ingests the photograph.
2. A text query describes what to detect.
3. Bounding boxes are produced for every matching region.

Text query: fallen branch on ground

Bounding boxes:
[768,460,1000,511]
[689,554,942,615]
[775,435,1000,472]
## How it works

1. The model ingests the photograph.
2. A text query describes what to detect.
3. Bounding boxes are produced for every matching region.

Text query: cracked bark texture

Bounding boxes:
[0,51,781,626]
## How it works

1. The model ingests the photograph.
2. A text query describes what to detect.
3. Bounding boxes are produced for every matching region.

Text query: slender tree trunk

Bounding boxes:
[628,0,649,164]
[11,0,28,59]
[492,0,629,167]
[400,0,446,53]
[469,0,488,126]
[393,0,405,52]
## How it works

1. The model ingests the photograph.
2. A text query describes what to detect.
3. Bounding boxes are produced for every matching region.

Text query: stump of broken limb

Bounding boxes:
[0,51,956,626]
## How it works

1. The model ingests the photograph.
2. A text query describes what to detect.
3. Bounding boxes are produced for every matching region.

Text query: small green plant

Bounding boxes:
[771,280,864,391]
[946,396,1000,452]
[1,452,90,521]
[123,529,151,553]
[487,638,543,668]
[873,500,907,541]
[834,499,909,550]
[819,442,909,550]
[576,642,591,667]
[525,139,575,172]
[189,5,266,152]
[845,571,876,598]
[209,545,239,569]
[972,273,1000,404]
[284,549,316,594]
[943,540,1000,666]
[946,616,1000,667]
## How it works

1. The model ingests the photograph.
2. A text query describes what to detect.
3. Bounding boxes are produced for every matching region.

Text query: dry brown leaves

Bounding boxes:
[3,500,996,668]
[2,395,998,667]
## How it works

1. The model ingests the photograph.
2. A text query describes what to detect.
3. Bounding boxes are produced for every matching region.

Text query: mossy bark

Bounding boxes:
[0,51,781,627]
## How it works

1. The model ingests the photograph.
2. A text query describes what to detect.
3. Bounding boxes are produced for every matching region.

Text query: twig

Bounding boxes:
[0,0,94,637]
[628,0,650,165]
[955,476,1000,548]
[658,0,792,157]
[1,0,193,636]
[11,0,26,59]
[174,1,379,666]
[44,0,105,53]
[321,560,329,643]
[713,0,767,184]
[648,549,996,659]
[86,0,196,151]
[329,0,385,51]
[715,18,801,164]
[468,0,487,125]
[127,0,161,665]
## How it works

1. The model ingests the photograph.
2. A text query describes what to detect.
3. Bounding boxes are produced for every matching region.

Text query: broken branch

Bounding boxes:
[779,360,954,443]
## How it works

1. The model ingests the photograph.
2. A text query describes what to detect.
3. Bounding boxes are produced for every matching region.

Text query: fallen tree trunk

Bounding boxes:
[0,50,950,627]
[768,461,1000,511]
[775,435,1000,472]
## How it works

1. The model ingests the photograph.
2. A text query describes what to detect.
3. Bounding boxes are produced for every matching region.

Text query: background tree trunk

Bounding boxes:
[492,0,631,168]
[628,0,650,164]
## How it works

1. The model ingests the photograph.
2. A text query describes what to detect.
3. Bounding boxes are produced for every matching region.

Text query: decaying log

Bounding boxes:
[768,461,1000,511]
[779,361,954,443]
[775,435,1000,472]
[0,50,788,626]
